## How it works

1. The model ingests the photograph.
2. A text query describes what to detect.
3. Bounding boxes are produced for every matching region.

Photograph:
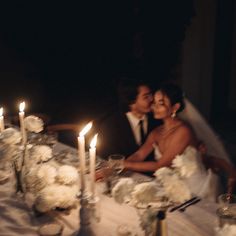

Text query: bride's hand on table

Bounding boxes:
[95,164,113,181]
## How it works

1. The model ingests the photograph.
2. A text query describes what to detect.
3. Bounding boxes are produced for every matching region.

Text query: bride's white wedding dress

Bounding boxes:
[154,145,221,201]
[154,98,231,200]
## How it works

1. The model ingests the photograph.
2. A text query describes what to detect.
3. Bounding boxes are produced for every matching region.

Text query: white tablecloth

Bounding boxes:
[0,143,219,236]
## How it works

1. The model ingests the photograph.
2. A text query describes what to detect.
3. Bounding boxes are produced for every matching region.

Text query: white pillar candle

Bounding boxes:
[19,102,27,145]
[78,122,92,192]
[0,107,4,132]
[89,134,98,198]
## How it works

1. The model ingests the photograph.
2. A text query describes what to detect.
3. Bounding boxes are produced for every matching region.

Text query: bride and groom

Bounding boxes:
[98,78,233,201]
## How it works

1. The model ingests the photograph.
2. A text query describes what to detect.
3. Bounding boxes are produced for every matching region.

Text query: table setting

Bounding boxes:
[0,103,236,235]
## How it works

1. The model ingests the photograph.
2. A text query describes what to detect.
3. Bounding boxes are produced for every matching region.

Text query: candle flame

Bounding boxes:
[19,102,25,112]
[90,133,98,148]
[79,122,92,136]
[0,107,3,116]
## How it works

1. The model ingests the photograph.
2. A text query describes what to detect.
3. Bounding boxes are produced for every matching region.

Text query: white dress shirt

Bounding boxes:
[126,112,148,146]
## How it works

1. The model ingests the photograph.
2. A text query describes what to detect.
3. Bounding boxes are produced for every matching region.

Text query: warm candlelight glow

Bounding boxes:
[19,102,25,112]
[77,121,92,194]
[89,133,98,199]
[19,101,27,145]
[0,107,4,132]
[90,134,98,148]
[79,122,93,136]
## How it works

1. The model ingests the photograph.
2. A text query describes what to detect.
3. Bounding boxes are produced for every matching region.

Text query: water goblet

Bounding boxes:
[217,193,236,227]
[218,193,236,210]
[108,154,125,176]
[96,162,113,196]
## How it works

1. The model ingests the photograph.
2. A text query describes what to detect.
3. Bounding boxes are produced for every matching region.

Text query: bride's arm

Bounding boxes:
[126,130,156,162]
[124,126,194,172]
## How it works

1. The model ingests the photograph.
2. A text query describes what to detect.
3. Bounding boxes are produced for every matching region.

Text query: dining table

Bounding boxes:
[0,142,220,236]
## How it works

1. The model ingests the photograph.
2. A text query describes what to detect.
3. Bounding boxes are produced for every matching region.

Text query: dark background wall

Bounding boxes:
[0,0,235,162]
[0,1,194,122]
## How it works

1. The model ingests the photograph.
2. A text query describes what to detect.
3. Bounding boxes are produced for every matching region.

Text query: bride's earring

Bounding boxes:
[171,112,176,118]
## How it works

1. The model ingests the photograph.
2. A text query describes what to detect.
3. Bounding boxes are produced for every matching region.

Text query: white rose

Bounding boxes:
[24,115,44,133]
[0,128,21,145]
[56,165,79,185]
[131,182,159,206]
[37,164,57,185]
[31,145,52,162]
[111,178,135,204]
[35,184,78,212]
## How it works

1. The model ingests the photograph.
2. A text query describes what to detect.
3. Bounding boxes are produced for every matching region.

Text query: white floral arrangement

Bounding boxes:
[111,178,135,204]
[111,178,169,235]
[111,157,197,235]
[24,163,80,213]
[130,182,164,207]
[215,224,236,236]
[154,167,191,203]
[35,184,79,213]
[24,115,44,133]
[138,207,159,235]
[30,145,53,163]
[172,146,198,178]
[0,128,22,145]
[24,164,57,192]
[37,164,57,185]
[56,165,79,185]
[112,155,196,207]
[0,115,81,213]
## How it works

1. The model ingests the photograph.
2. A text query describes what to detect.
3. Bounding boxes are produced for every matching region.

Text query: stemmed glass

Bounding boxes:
[103,154,125,195]
[217,193,236,226]
[95,161,113,196]
[108,154,125,176]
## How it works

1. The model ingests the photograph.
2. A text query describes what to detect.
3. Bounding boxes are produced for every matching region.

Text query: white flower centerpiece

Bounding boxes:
[31,164,79,213]
[111,149,198,235]
[24,115,44,133]
[0,115,80,213]
[22,116,80,213]
[0,127,23,186]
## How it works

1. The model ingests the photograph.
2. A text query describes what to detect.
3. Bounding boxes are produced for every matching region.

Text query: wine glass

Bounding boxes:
[217,193,236,226]
[108,154,125,176]
[218,193,236,210]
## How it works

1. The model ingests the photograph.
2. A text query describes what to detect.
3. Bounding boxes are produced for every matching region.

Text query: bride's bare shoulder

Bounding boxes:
[176,121,196,138]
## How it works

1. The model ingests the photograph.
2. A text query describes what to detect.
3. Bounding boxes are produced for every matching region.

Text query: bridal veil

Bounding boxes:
[179,99,231,164]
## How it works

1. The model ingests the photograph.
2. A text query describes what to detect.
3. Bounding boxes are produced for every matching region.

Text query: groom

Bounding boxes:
[97,77,162,160]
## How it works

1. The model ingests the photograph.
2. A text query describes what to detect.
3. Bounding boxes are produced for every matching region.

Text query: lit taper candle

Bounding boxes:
[19,102,27,145]
[78,122,92,192]
[0,107,5,132]
[89,133,98,198]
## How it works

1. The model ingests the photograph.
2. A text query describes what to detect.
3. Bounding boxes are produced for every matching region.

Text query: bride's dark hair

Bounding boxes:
[159,83,185,113]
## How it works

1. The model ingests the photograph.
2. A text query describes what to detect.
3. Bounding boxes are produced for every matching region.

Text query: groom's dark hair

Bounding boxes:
[117,76,151,112]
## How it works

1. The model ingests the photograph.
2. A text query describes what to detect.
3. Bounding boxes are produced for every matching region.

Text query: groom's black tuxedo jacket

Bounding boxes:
[97,111,162,161]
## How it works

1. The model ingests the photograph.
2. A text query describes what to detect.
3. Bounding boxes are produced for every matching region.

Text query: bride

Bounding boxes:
[124,83,225,200]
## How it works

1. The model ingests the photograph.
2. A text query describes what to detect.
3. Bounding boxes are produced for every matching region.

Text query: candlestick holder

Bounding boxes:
[14,143,28,195]
[76,190,96,236]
